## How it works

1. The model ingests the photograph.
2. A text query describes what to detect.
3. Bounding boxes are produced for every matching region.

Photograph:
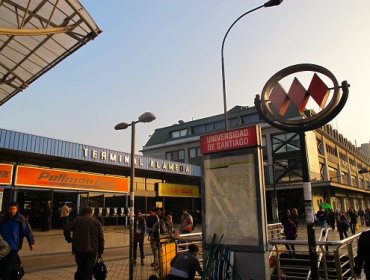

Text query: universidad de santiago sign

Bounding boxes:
[200,125,259,154]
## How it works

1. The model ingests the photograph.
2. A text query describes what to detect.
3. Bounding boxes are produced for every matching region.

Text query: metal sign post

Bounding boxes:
[255,63,349,280]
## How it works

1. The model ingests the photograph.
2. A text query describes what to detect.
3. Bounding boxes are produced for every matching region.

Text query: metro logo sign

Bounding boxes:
[200,126,259,154]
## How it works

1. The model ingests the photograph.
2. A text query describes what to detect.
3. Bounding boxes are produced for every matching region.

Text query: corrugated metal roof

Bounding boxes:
[0,0,101,105]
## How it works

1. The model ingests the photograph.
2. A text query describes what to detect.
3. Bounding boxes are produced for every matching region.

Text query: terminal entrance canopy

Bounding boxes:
[0,0,101,105]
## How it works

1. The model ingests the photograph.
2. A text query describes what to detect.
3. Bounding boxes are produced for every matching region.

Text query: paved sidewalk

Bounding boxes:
[19,226,159,280]
[17,224,369,280]
[23,257,158,280]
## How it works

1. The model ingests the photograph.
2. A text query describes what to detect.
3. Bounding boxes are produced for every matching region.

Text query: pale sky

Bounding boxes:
[0,0,369,154]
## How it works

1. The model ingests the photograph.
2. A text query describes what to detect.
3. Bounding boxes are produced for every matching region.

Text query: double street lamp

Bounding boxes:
[221,0,283,131]
[114,112,156,280]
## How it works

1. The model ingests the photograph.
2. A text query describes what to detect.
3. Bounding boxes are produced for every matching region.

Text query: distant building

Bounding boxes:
[142,105,370,222]
[360,142,370,158]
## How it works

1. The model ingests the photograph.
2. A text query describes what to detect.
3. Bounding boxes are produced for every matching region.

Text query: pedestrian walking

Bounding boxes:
[146,208,160,267]
[335,209,349,240]
[358,208,365,227]
[316,207,327,229]
[0,202,35,280]
[60,202,70,229]
[355,230,370,280]
[168,244,203,280]
[348,207,358,234]
[280,209,291,226]
[283,216,297,257]
[64,206,104,280]
[133,209,146,265]
[291,208,299,228]
[179,208,194,234]
[327,209,336,230]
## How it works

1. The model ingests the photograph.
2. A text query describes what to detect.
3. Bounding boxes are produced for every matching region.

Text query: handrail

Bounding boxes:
[306,228,332,280]
[269,231,365,280]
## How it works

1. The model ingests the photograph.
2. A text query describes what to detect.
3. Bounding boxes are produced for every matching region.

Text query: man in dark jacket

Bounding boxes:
[0,202,35,280]
[355,230,370,279]
[146,208,159,266]
[133,210,146,265]
[64,206,104,280]
[168,244,202,280]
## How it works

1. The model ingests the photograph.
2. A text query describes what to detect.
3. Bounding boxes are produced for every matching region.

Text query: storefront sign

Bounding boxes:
[82,148,191,174]
[15,166,128,193]
[0,163,13,185]
[200,126,258,154]
[158,183,199,198]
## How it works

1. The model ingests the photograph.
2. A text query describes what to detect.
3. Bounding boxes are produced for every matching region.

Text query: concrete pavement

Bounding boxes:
[19,226,158,280]
[17,223,370,280]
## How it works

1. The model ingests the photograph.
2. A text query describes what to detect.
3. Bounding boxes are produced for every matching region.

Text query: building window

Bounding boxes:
[328,166,338,181]
[273,159,302,183]
[192,125,206,135]
[317,138,324,155]
[272,132,300,154]
[351,175,357,187]
[229,118,239,128]
[171,129,188,139]
[241,113,260,125]
[341,171,349,185]
[339,152,347,161]
[319,162,325,180]
[189,147,201,159]
[326,144,337,156]
[214,121,225,130]
[166,150,185,162]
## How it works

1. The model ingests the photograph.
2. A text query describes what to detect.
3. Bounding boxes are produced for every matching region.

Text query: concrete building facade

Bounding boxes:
[142,106,370,222]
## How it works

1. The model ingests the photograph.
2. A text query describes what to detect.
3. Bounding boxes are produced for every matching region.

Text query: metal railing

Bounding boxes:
[269,228,365,280]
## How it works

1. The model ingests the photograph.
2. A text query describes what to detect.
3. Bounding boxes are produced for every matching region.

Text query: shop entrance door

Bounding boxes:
[52,191,78,228]
[17,189,53,231]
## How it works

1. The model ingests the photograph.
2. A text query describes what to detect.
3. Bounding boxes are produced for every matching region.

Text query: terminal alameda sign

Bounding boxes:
[200,125,258,154]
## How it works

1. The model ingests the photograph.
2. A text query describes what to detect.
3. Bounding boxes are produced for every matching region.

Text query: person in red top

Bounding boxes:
[179,208,193,234]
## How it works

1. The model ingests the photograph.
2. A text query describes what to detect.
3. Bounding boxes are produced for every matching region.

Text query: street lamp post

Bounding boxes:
[114,112,156,280]
[221,0,283,131]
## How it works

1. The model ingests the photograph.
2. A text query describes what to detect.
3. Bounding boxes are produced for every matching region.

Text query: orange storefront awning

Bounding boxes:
[15,166,128,193]
[0,163,13,185]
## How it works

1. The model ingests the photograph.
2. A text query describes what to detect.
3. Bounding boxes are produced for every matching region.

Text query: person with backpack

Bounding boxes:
[0,202,35,280]
[180,208,194,234]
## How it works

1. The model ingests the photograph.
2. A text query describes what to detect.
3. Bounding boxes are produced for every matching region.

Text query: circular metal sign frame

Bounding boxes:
[256,63,348,132]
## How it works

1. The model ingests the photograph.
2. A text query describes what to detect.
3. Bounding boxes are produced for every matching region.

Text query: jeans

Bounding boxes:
[0,250,19,280]
[133,238,144,260]
[150,239,159,264]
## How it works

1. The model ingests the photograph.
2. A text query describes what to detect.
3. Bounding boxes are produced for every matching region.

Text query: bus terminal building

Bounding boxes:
[0,128,201,230]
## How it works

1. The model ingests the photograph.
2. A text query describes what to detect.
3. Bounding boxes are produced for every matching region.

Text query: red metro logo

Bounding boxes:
[255,64,349,132]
